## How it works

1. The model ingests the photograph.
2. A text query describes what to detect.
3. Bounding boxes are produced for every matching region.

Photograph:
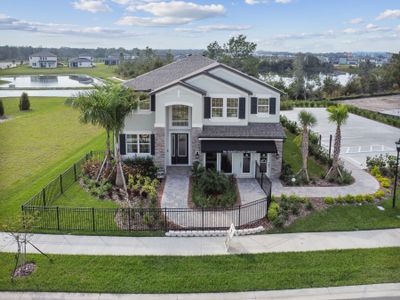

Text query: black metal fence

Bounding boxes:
[255,161,272,209]
[22,153,270,233]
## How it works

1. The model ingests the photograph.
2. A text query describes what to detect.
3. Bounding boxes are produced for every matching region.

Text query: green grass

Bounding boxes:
[0,63,119,80]
[0,248,398,293]
[283,129,326,179]
[0,97,105,224]
[269,199,400,233]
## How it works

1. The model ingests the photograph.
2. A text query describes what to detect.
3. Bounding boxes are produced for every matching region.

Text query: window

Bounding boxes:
[171,105,189,127]
[257,98,269,114]
[226,98,239,118]
[242,153,251,173]
[139,97,150,111]
[126,134,151,154]
[221,152,232,173]
[211,98,223,118]
[205,153,218,170]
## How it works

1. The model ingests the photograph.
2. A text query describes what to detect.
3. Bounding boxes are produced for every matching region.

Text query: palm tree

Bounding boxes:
[74,87,114,179]
[326,104,349,178]
[297,110,317,181]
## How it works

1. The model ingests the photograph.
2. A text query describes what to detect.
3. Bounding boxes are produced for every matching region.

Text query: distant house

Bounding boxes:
[29,51,57,68]
[338,57,347,65]
[104,53,131,65]
[69,54,94,68]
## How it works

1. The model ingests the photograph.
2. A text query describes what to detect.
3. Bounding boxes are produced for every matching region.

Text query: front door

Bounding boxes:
[171,133,189,164]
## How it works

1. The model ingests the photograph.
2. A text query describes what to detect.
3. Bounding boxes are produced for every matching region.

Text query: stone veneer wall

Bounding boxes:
[153,127,165,169]
[191,127,202,165]
[270,140,283,179]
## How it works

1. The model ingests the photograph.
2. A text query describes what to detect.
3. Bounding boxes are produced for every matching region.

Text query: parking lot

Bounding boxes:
[281,108,400,168]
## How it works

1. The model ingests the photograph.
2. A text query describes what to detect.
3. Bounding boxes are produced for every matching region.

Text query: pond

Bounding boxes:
[0,89,90,97]
[0,75,102,88]
[263,72,354,87]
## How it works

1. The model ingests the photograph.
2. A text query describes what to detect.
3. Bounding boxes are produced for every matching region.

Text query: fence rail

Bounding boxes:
[22,152,270,233]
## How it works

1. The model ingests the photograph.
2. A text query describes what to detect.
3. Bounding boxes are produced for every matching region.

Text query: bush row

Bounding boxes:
[324,190,385,205]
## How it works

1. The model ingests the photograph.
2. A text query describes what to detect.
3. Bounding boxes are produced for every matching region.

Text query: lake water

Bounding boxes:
[263,72,354,87]
[0,89,90,97]
[0,75,102,88]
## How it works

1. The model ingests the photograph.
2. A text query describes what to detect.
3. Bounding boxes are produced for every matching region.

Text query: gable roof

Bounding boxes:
[149,81,207,96]
[69,57,92,63]
[30,51,57,57]
[124,55,284,95]
[124,55,218,91]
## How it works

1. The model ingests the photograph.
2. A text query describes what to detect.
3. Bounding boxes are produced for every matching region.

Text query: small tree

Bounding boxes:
[326,104,349,179]
[0,99,4,117]
[296,110,317,181]
[19,92,30,111]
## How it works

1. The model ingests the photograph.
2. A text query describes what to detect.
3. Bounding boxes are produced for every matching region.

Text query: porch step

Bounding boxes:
[165,226,265,237]
[166,166,191,176]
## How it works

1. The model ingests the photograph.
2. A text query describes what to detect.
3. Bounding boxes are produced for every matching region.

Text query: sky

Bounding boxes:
[0,0,399,52]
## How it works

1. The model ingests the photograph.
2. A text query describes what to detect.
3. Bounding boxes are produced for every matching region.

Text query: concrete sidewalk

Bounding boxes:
[1,229,399,256]
[0,283,399,299]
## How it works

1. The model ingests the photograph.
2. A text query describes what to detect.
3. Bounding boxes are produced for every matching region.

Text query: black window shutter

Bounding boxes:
[150,94,156,112]
[204,97,211,118]
[269,97,276,114]
[150,134,155,155]
[239,97,246,119]
[119,134,126,155]
[251,97,258,114]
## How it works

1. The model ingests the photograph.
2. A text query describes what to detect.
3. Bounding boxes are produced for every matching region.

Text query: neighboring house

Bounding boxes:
[104,53,131,65]
[122,55,285,179]
[29,51,57,68]
[69,54,94,68]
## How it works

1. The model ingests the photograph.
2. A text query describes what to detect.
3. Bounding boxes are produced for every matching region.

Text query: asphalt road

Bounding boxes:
[281,107,400,168]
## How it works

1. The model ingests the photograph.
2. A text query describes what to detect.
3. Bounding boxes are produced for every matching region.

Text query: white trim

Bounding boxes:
[188,73,248,96]
[156,83,206,98]
[164,101,194,107]
[169,105,191,129]
[209,94,242,121]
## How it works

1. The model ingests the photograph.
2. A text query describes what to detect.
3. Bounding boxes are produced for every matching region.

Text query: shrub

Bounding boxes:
[305,200,314,210]
[0,99,4,117]
[378,177,391,188]
[355,194,364,203]
[374,190,385,199]
[291,201,301,215]
[267,202,279,221]
[336,195,345,204]
[365,194,374,203]
[124,157,158,179]
[345,194,355,204]
[272,214,286,228]
[324,197,335,205]
[19,92,30,111]
[288,194,298,202]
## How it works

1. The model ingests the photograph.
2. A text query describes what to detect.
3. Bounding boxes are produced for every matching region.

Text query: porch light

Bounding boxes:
[195,151,200,160]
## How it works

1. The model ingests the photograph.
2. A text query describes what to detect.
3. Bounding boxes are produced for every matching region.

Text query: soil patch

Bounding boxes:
[13,262,36,278]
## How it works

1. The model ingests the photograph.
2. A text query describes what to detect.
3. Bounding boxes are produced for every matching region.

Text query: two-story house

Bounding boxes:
[69,54,94,68]
[121,55,285,179]
[29,51,57,68]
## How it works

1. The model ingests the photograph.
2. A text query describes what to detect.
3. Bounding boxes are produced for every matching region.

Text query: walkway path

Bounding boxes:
[1,283,399,299]
[1,229,399,256]
[160,167,266,229]
[272,159,379,197]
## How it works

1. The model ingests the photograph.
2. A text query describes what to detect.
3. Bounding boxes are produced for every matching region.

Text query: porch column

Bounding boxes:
[154,127,165,170]
[191,127,202,165]
[270,140,283,179]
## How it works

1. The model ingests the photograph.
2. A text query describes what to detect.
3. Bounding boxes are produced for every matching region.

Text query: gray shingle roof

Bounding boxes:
[30,51,57,57]
[69,57,92,63]
[124,55,218,91]
[199,123,286,140]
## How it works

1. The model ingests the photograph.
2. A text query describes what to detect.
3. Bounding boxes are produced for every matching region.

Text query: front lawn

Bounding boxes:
[282,129,326,179]
[269,199,400,233]
[0,248,398,293]
[0,97,105,224]
[0,63,119,81]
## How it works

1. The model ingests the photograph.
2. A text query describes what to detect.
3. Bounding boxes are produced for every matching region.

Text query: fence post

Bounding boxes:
[319,134,322,146]
[59,174,63,194]
[128,208,131,231]
[73,163,77,181]
[92,208,96,232]
[202,207,204,231]
[56,206,60,230]
[42,188,46,206]
[238,205,241,229]
[164,207,168,232]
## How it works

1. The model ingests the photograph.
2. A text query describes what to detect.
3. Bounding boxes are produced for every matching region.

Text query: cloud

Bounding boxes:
[176,24,251,33]
[72,0,112,13]
[275,0,292,3]
[116,1,225,26]
[273,30,336,41]
[349,17,363,24]
[365,23,390,32]
[0,14,141,38]
[376,9,400,20]
[244,0,291,4]
[343,28,359,34]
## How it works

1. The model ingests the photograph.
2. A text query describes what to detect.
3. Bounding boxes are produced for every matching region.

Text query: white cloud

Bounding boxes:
[397,25,400,31]
[0,14,141,37]
[275,0,292,3]
[343,28,358,34]
[176,24,251,33]
[273,30,336,41]
[244,0,291,4]
[116,1,226,26]
[376,9,400,20]
[72,0,111,13]
[365,23,390,32]
[349,17,363,24]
